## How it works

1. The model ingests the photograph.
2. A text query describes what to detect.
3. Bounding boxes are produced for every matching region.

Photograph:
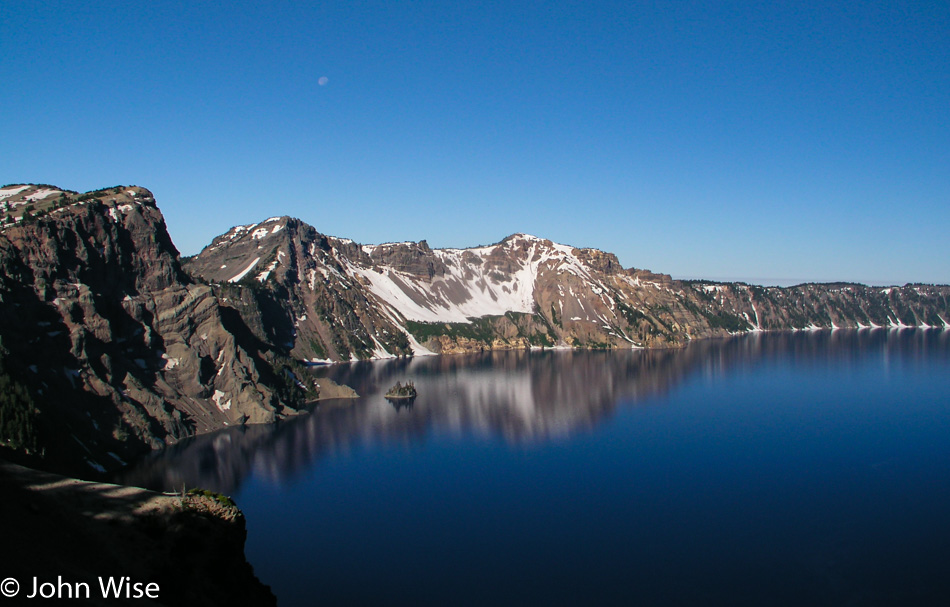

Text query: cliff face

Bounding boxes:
[684,281,950,331]
[0,185,304,477]
[185,217,417,362]
[187,219,950,361]
[2,184,948,474]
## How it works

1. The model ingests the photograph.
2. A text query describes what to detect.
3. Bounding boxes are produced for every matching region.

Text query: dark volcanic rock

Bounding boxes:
[0,186,304,478]
[368,239,447,279]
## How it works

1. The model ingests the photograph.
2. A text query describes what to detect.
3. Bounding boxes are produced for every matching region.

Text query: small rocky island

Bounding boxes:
[385,381,417,400]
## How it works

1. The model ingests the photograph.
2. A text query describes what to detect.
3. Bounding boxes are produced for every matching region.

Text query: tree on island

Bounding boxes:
[385,380,417,399]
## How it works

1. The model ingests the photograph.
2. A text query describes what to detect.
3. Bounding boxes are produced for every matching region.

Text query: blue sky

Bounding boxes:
[2,1,948,285]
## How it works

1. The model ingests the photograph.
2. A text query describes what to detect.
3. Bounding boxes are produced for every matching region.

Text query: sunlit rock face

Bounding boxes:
[0,186,304,477]
[2,182,947,477]
[188,216,950,361]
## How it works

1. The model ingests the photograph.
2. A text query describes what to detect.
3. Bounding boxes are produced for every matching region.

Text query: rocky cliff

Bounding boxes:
[0,185,307,477]
[187,217,950,361]
[184,217,416,363]
[2,184,948,474]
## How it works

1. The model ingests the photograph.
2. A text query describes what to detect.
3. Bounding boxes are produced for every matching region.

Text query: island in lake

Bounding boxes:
[385,380,418,400]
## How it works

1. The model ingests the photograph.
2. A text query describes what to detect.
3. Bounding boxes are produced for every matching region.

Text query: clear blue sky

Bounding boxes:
[3,1,948,285]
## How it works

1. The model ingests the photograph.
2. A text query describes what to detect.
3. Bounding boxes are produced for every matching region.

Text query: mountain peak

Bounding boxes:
[0,184,159,231]
[503,232,542,242]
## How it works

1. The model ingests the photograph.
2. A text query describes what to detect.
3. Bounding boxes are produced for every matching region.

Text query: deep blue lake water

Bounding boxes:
[119,329,950,606]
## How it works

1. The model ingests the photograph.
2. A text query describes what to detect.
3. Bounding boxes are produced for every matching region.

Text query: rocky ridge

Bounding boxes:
[2,183,948,474]
[0,184,308,477]
[187,216,950,361]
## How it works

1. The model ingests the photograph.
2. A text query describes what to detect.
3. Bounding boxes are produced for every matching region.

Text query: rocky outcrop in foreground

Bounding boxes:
[0,461,275,606]
[0,185,309,477]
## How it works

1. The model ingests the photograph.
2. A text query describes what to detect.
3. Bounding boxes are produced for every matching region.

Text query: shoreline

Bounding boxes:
[302,323,950,366]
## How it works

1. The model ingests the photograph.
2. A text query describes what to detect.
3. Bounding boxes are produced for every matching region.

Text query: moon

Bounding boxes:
[318,76,329,86]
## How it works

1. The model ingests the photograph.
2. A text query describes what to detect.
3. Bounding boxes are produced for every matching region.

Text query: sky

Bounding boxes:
[2,0,948,285]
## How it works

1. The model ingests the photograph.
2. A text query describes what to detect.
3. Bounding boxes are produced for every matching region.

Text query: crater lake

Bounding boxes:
[118,329,950,606]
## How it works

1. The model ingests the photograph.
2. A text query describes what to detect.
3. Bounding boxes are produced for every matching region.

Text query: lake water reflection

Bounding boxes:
[118,329,950,606]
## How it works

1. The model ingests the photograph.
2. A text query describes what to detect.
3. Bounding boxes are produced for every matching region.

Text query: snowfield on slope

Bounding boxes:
[342,235,604,323]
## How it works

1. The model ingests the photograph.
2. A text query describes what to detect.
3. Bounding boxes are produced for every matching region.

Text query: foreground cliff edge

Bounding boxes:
[0,461,276,606]
[0,184,293,602]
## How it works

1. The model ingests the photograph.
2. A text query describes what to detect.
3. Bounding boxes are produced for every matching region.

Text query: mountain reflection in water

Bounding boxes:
[116,329,949,496]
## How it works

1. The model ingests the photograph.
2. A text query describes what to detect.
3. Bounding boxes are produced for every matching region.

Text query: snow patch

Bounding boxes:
[749,301,762,331]
[161,353,180,370]
[256,258,280,282]
[368,337,396,360]
[405,331,436,356]
[24,188,60,201]
[228,257,261,282]
[212,390,232,411]
[0,185,29,200]
[344,239,563,323]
